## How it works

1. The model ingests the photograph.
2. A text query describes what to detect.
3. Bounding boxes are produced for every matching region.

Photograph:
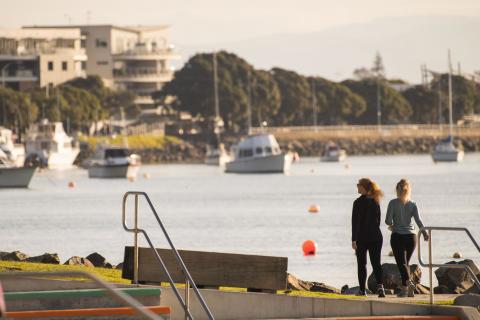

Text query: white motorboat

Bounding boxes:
[321,142,347,162]
[25,119,80,169]
[205,143,231,166]
[431,50,463,163]
[86,146,141,179]
[0,127,25,167]
[225,134,293,173]
[0,149,36,188]
[432,136,464,162]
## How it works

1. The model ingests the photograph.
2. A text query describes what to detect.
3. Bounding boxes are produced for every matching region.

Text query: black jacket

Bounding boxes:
[351,195,383,243]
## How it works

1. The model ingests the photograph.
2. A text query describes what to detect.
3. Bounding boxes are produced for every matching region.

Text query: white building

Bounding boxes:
[0,28,87,90]
[28,25,181,108]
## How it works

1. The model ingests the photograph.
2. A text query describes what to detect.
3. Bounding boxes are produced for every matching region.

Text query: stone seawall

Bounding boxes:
[76,136,480,165]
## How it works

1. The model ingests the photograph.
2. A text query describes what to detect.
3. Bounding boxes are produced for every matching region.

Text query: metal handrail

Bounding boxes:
[122,191,214,320]
[417,226,480,305]
[0,271,162,320]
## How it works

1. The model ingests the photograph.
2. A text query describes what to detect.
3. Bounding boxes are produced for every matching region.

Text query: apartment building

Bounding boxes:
[30,25,181,108]
[0,28,87,90]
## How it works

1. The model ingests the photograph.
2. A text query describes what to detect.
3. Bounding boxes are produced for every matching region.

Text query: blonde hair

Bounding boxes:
[358,178,384,204]
[396,178,411,203]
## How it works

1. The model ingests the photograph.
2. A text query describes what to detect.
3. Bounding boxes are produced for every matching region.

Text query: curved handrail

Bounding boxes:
[417,226,480,305]
[0,271,162,320]
[122,191,214,320]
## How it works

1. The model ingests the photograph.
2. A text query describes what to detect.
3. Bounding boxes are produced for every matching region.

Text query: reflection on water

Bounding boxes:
[1,154,479,288]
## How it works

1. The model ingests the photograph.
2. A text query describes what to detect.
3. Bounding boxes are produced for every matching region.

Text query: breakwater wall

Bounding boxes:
[76,135,480,165]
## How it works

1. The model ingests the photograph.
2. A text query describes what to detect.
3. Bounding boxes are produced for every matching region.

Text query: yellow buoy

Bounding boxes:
[453,252,462,259]
[308,205,320,213]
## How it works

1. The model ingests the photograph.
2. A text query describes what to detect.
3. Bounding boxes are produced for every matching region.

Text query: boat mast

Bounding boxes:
[311,78,318,132]
[447,49,453,138]
[212,52,221,144]
[247,69,252,135]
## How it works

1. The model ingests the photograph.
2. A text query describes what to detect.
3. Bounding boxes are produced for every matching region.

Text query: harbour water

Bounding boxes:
[1,154,479,288]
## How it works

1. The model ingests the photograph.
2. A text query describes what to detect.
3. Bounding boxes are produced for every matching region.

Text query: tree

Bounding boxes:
[0,87,38,133]
[371,51,386,79]
[312,77,366,125]
[403,85,438,124]
[270,68,311,125]
[342,79,412,124]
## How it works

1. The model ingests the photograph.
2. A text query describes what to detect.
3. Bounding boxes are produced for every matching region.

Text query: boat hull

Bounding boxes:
[205,153,231,166]
[321,152,347,162]
[88,164,139,179]
[432,150,464,162]
[225,154,292,173]
[0,167,36,188]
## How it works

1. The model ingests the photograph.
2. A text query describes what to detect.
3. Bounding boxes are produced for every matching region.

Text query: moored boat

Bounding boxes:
[86,146,140,179]
[321,142,347,162]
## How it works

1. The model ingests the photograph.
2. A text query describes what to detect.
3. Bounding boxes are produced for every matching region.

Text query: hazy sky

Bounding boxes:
[2,0,480,44]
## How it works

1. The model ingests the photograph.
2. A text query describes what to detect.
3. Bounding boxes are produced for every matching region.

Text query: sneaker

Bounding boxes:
[407,282,415,297]
[396,286,408,298]
[356,289,367,296]
[377,284,386,298]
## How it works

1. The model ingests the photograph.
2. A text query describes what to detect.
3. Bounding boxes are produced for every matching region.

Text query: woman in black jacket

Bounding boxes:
[352,177,385,297]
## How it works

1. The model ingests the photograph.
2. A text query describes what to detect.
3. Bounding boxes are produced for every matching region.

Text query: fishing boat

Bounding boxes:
[432,50,464,162]
[204,52,231,166]
[225,133,293,173]
[321,142,347,162]
[0,127,25,167]
[86,146,141,179]
[25,119,79,169]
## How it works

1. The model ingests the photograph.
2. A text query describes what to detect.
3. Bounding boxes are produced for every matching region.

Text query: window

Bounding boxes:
[81,61,86,70]
[265,147,272,154]
[95,39,108,48]
[255,147,263,154]
[96,61,108,66]
[47,61,53,71]
[239,149,253,158]
[62,61,67,71]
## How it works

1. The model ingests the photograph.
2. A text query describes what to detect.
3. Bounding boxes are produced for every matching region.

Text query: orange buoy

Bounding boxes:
[308,205,320,213]
[302,240,317,256]
[68,181,76,188]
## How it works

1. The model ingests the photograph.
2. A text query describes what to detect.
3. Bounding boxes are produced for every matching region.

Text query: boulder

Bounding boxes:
[0,252,9,259]
[86,252,113,268]
[367,263,422,292]
[453,294,480,310]
[435,259,480,293]
[1,251,29,261]
[26,253,60,264]
[115,262,123,270]
[434,285,452,294]
[287,273,340,294]
[63,256,94,267]
[340,285,372,295]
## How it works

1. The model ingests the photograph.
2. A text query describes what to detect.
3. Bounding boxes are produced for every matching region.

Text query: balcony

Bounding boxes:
[1,70,38,82]
[113,68,174,83]
[112,48,181,61]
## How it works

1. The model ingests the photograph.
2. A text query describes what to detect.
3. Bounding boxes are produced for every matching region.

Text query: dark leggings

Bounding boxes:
[356,240,383,291]
[390,233,417,286]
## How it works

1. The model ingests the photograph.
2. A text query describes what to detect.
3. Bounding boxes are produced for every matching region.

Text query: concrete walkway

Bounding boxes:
[361,294,459,304]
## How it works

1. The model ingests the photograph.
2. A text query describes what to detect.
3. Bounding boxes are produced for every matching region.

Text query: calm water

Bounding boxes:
[1,154,479,288]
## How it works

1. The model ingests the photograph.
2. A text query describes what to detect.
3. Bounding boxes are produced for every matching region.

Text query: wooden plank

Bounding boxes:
[122,247,288,291]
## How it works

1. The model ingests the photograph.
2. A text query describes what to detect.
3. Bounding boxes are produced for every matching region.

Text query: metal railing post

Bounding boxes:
[428,230,433,305]
[134,194,139,285]
[185,278,190,320]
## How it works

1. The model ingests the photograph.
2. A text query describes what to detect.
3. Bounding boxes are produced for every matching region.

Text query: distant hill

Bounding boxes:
[175,16,480,84]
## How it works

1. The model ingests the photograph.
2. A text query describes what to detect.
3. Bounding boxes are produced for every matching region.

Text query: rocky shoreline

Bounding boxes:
[75,136,480,165]
[2,249,479,297]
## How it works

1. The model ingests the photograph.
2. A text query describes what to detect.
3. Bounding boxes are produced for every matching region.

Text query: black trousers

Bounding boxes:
[356,240,383,291]
[390,233,417,286]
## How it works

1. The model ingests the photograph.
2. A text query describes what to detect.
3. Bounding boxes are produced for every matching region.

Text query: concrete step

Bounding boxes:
[4,288,161,312]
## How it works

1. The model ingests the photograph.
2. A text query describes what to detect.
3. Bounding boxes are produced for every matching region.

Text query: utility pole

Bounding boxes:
[311,78,317,132]
[247,70,252,135]
[447,49,453,138]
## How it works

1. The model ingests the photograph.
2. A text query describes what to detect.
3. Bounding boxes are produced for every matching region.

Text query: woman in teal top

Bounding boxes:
[385,179,429,297]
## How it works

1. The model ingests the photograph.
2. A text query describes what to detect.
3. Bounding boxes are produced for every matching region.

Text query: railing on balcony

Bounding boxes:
[113,68,173,79]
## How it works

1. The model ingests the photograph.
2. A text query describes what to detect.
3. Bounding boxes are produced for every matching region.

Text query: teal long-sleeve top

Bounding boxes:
[385,198,426,235]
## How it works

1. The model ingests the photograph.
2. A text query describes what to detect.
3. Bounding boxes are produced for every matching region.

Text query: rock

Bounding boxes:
[435,259,480,293]
[368,263,422,292]
[115,262,123,270]
[453,294,480,310]
[434,285,452,294]
[63,256,94,267]
[26,253,60,264]
[287,273,340,293]
[341,285,372,295]
[86,252,113,268]
[0,252,9,259]
[2,251,29,261]
[415,283,431,294]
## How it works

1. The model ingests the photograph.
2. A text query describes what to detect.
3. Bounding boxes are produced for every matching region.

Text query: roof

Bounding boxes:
[1,28,82,40]
[23,24,170,34]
